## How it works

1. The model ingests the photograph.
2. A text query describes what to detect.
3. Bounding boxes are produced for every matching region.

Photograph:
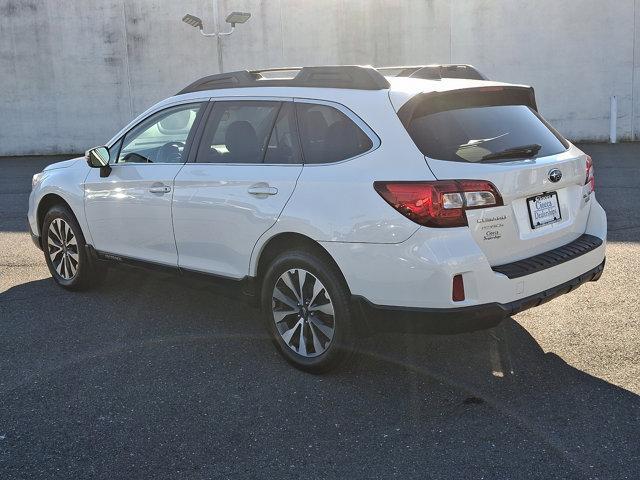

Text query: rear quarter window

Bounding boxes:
[295,103,373,164]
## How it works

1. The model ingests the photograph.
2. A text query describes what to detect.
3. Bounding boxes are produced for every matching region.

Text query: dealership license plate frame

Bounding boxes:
[527,191,562,229]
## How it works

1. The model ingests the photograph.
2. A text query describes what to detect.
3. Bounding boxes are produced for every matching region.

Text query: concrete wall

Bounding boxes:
[0,0,636,155]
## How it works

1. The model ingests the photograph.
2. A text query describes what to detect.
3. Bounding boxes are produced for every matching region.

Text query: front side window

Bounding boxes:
[117,103,202,164]
[295,103,373,164]
[196,101,280,163]
[108,139,122,163]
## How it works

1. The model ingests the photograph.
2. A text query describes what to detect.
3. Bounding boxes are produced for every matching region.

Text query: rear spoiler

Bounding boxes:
[397,85,538,126]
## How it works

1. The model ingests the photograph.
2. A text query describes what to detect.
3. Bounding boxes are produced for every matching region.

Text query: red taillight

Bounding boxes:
[585,155,595,192]
[374,180,503,228]
[452,274,465,302]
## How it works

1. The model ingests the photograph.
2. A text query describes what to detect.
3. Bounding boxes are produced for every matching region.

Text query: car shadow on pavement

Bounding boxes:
[1,268,638,479]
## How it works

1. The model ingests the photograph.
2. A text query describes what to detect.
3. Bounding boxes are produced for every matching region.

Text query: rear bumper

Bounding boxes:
[355,259,605,334]
[322,198,607,310]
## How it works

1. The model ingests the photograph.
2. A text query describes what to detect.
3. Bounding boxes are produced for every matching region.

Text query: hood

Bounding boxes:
[43,157,83,171]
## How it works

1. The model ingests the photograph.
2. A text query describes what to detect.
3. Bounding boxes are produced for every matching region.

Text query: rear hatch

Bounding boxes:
[398,86,593,266]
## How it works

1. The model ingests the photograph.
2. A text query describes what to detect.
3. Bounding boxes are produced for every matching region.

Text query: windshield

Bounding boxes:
[405,97,569,163]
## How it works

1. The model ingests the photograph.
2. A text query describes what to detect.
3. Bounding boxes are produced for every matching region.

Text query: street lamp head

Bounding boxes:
[182,14,203,30]
[225,11,251,27]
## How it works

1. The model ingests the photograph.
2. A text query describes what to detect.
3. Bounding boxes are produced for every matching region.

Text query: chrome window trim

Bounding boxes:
[189,97,380,166]
[208,95,295,102]
[192,97,295,166]
[106,100,207,166]
[105,97,210,150]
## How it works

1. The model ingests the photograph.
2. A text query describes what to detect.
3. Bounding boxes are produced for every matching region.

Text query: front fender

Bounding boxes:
[28,160,92,244]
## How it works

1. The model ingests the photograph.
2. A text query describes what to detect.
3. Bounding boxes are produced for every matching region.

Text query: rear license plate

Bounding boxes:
[527,192,561,229]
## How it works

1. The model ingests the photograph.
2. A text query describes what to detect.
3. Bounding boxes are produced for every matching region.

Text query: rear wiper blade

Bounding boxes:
[457,132,509,149]
[481,144,542,161]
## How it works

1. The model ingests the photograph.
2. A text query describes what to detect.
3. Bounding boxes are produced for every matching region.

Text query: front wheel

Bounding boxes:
[261,249,356,373]
[42,204,106,290]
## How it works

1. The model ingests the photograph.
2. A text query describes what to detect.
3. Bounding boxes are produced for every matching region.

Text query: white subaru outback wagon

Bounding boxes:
[28,65,606,372]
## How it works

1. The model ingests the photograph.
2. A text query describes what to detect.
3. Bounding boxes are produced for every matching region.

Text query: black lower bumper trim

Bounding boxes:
[354,259,605,335]
[502,257,605,316]
[492,234,603,279]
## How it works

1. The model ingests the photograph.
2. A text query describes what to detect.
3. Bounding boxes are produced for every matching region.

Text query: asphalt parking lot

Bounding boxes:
[1,144,639,479]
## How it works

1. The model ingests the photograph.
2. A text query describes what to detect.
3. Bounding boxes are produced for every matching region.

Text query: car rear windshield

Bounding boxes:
[402,89,569,163]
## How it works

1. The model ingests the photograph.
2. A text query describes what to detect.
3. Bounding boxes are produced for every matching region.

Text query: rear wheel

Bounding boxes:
[261,249,356,373]
[42,205,106,290]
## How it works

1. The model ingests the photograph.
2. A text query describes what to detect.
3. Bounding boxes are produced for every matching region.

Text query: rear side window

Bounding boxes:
[197,101,280,163]
[295,103,373,164]
[403,90,568,163]
[264,103,302,164]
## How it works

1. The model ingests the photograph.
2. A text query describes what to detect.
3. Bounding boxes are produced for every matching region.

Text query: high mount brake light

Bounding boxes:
[585,155,595,193]
[374,180,503,228]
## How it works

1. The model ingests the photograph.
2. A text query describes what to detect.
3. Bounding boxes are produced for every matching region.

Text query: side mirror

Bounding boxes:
[85,146,112,177]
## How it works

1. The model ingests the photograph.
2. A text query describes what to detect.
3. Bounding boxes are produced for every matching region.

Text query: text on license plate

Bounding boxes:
[527,192,561,229]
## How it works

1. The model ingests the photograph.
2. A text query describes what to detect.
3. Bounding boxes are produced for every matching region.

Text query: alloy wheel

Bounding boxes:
[272,268,335,357]
[47,218,79,280]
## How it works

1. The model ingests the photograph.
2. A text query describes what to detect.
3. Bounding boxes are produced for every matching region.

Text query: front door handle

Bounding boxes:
[248,183,278,196]
[149,183,171,194]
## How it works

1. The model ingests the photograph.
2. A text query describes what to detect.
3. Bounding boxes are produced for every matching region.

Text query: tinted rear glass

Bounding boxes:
[405,94,568,163]
[296,103,373,164]
[196,101,280,164]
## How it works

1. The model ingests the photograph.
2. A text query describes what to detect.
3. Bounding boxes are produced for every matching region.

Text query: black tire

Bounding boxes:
[42,204,107,291]
[261,248,356,373]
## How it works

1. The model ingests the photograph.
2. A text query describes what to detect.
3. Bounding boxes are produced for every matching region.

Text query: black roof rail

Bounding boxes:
[377,64,488,81]
[176,65,390,95]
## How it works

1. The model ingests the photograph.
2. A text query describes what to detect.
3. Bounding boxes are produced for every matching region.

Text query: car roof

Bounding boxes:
[165,76,529,112]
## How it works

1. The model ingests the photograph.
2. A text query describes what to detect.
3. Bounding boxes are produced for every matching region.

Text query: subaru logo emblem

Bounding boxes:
[548,168,562,183]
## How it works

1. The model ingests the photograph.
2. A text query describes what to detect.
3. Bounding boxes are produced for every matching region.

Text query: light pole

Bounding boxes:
[182,8,251,74]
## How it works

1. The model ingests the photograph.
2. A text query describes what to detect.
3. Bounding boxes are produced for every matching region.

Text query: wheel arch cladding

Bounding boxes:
[254,232,351,294]
[255,232,375,337]
[37,194,77,234]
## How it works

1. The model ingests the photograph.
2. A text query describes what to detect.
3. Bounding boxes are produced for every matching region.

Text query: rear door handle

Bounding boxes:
[248,183,278,196]
[149,183,172,194]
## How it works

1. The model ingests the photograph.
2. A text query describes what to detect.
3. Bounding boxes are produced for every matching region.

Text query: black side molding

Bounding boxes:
[89,248,258,305]
[492,234,603,279]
